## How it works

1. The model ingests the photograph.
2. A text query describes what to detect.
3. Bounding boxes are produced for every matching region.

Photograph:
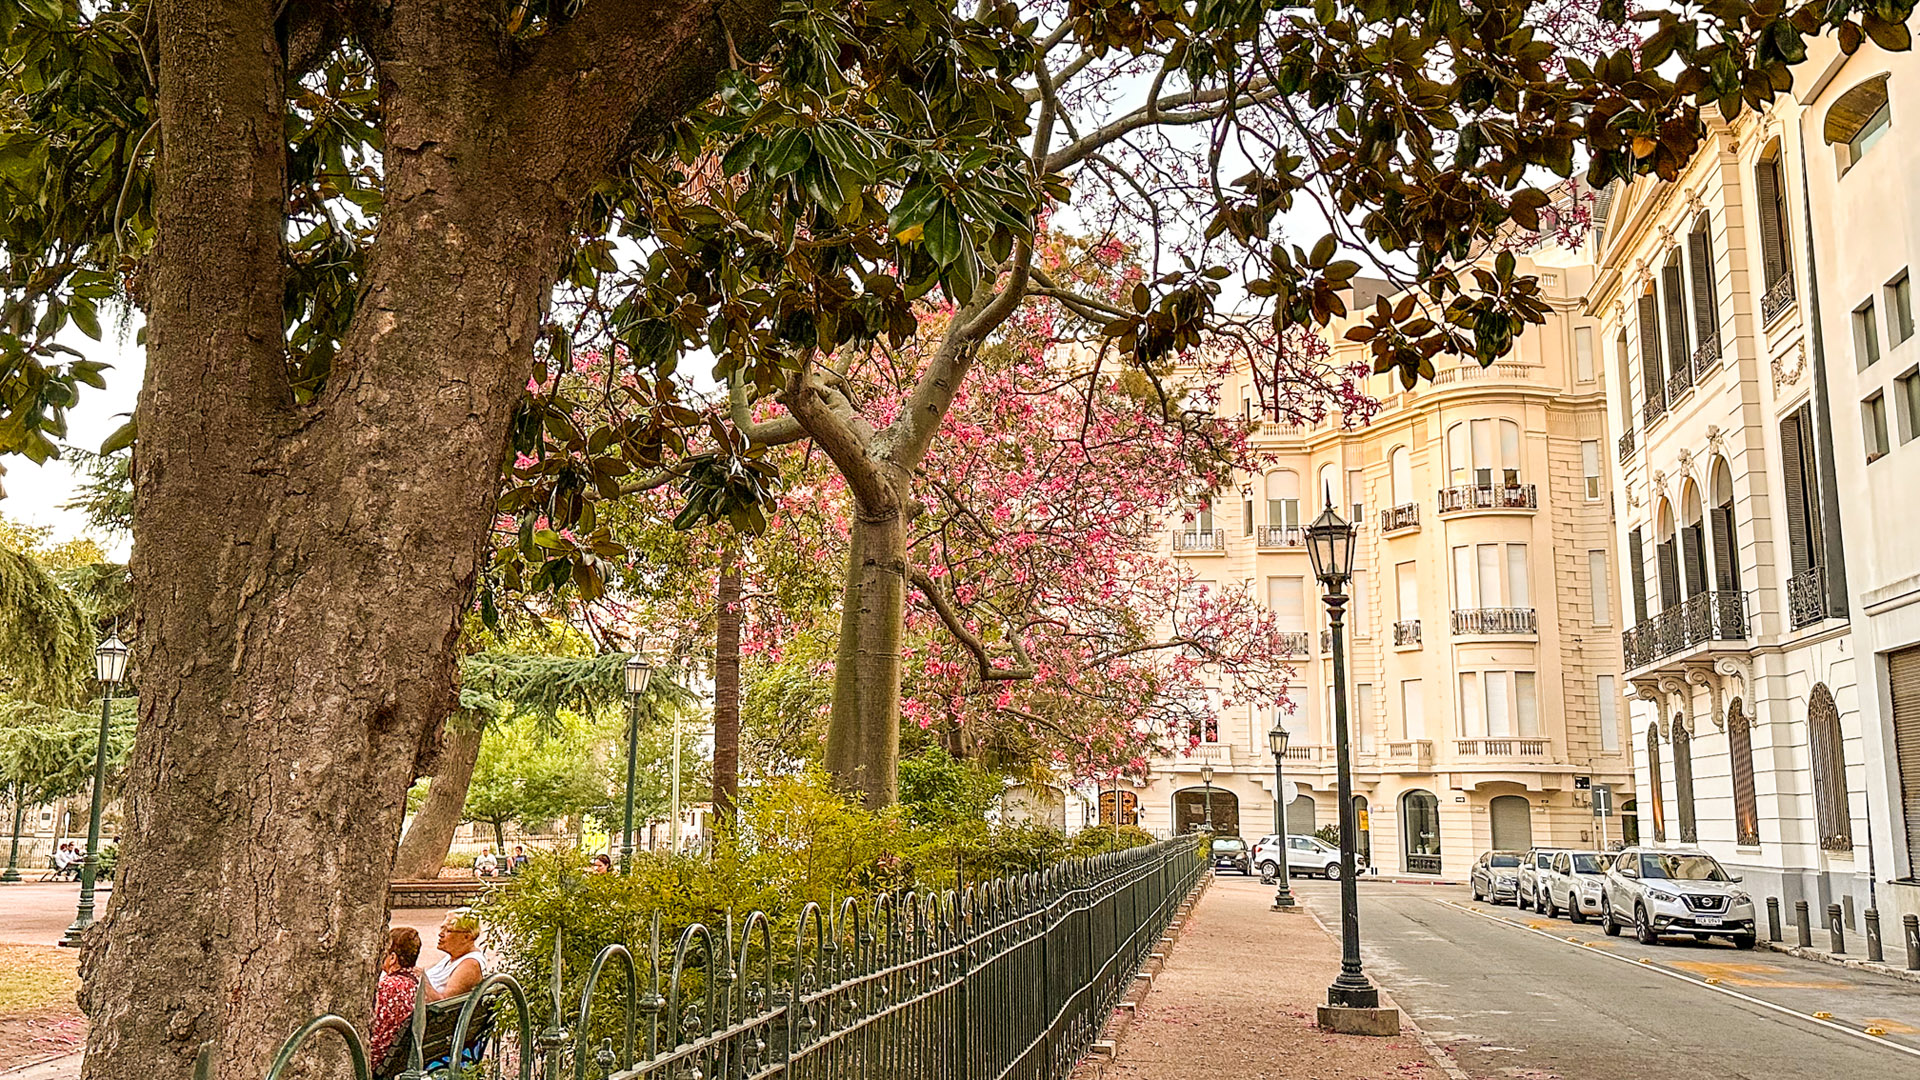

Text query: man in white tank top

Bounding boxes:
[423,910,487,1001]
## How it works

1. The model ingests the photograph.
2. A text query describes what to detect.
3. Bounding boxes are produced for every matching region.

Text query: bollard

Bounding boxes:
[1795,900,1813,948]
[1904,914,1919,970]
[1866,909,1883,963]
[1828,903,1845,954]
[1766,897,1782,942]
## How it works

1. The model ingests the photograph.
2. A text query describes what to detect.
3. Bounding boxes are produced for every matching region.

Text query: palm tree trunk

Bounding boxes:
[712,567,742,819]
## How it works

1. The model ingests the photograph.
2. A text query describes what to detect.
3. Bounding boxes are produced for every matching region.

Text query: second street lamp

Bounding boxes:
[1267,722,1296,910]
[1304,496,1394,1029]
[620,651,652,872]
[61,633,129,948]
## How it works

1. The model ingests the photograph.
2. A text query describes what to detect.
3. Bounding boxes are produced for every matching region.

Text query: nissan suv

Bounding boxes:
[1601,847,1757,948]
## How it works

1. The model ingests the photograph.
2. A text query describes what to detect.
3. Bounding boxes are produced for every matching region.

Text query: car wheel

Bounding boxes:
[1471,880,1483,901]
[1569,898,1586,924]
[1732,933,1757,950]
[1323,863,1341,880]
[1634,905,1659,945]
[1258,861,1277,878]
[1517,889,1529,911]
[1544,892,1559,919]
[1602,898,1622,936]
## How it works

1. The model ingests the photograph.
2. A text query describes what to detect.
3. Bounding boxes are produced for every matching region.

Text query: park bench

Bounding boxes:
[373,993,497,1080]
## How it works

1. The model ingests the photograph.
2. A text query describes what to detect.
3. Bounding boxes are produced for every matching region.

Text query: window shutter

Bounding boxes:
[1755,160,1790,290]
[1647,725,1667,843]
[1809,684,1852,851]
[1889,646,1920,876]
[1637,294,1664,410]
[1711,503,1740,591]
[1663,260,1691,374]
[1673,724,1698,843]
[1780,408,1814,576]
[1689,226,1718,347]
[1729,700,1760,846]
[1628,528,1649,623]
[1657,538,1681,610]
[1681,524,1707,595]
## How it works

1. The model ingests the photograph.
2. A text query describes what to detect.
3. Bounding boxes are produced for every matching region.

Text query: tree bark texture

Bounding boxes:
[711,567,742,819]
[389,722,485,879]
[823,502,908,807]
[78,5,777,1080]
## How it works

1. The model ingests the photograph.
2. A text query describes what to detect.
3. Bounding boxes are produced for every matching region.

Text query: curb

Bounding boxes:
[1,1053,82,1080]
[1760,938,1920,986]
[1074,871,1214,1078]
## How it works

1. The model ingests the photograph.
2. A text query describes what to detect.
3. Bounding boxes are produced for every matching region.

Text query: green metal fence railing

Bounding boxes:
[247,837,1203,1080]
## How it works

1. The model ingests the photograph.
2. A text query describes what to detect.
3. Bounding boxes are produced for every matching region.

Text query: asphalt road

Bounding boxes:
[1217,875,1920,1080]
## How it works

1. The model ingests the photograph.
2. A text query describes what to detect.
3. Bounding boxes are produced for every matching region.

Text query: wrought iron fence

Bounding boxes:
[1435,484,1536,514]
[1378,503,1420,532]
[1788,567,1826,629]
[1449,608,1538,636]
[1761,275,1796,324]
[1617,427,1635,465]
[1666,363,1693,403]
[1256,526,1305,548]
[252,840,1204,1080]
[1691,336,1721,382]
[1392,620,1421,646]
[1621,592,1747,670]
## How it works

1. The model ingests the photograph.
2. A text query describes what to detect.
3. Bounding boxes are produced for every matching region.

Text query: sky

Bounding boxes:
[5,321,144,560]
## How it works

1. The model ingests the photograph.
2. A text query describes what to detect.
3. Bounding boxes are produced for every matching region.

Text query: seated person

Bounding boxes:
[588,854,612,874]
[52,841,80,880]
[422,911,486,1002]
[369,927,422,1065]
[473,848,498,877]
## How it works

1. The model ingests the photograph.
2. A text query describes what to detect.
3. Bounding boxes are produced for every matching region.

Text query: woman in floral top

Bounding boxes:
[369,927,423,1066]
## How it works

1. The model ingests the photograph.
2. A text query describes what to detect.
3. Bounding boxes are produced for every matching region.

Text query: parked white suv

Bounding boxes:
[1515,847,1567,911]
[1253,834,1363,879]
[1601,847,1757,948]
[1539,850,1611,922]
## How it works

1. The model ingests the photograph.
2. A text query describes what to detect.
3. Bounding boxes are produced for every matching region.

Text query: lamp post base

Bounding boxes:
[1271,899,1301,911]
[1316,1004,1401,1037]
[1327,976,1379,1010]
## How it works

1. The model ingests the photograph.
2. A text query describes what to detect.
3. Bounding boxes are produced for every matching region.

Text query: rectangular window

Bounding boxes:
[1477,544,1502,607]
[1506,544,1530,608]
[1401,679,1424,740]
[1347,468,1365,521]
[1352,569,1371,636]
[1471,419,1494,485]
[1270,576,1305,631]
[1243,495,1254,536]
[1581,440,1602,500]
[1500,422,1522,482]
[1459,672,1484,738]
[1598,675,1621,753]
[1855,298,1882,369]
[1356,684,1376,752]
[1864,391,1891,462]
[1779,405,1823,578]
[1485,670,1513,737]
[1889,272,1915,346]
[1397,562,1419,623]
[1898,366,1920,444]
[1575,326,1596,382]
[1589,550,1613,625]
[1452,546,1473,608]
[1515,672,1539,737]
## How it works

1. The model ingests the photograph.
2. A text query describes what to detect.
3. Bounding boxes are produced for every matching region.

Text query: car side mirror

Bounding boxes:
[1731,875,1744,883]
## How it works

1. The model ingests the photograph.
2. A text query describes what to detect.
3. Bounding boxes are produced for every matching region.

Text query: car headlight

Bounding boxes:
[1730,892,1751,905]
[1647,889,1678,903]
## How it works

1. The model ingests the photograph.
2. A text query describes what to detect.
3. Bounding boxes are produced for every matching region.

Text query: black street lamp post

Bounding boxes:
[1268,722,1296,910]
[1304,498,1384,1015]
[1200,765,1215,832]
[620,651,653,872]
[61,634,128,947]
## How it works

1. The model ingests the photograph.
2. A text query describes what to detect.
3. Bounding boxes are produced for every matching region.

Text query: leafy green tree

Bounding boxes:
[1,2,1906,1076]
[0,698,136,878]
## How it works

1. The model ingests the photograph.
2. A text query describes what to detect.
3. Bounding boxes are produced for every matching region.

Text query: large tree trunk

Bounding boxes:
[390,721,485,879]
[77,5,774,1080]
[823,504,908,806]
[711,567,742,819]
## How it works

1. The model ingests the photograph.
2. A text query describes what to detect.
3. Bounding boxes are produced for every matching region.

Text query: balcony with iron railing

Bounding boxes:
[1320,629,1334,654]
[1762,275,1797,325]
[1450,607,1538,636]
[1666,360,1694,404]
[1436,483,1537,515]
[1173,529,1225,552]
[1691,335,1721,381]
[1455,737,1550,758]
[1618,427,1636,464]
[1788,567,1828,629]
[1621,591,1748,671]
[1258,525,1306,548]
[1393,619,1421,646]
[1644,385,1668,427]
[1379,503,1420,532]
[1276,631,1310,656]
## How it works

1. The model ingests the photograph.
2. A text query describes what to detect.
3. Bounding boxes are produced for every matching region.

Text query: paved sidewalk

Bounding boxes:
[1079,877,1444,1079]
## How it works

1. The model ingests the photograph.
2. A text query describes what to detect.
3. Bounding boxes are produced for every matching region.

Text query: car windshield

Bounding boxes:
[1490,854,1521,868]
[1640,853,1727,881]
[1214,839,1245,851]
[1571,854,1608,874]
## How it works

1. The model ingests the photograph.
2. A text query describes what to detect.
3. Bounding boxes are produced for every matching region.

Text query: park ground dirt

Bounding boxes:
[0,945,84,1069]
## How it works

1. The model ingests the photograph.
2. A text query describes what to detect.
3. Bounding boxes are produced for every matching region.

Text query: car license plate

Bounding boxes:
[1696,915,1723,927]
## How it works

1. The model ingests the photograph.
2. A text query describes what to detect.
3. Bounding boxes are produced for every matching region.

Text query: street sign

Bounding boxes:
[1592,784,1613,817]
[1282,780,1299,806]
[1357,809,1370,830]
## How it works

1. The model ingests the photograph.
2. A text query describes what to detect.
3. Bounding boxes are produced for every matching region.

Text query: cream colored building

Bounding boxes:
[1134,249,1634,879]
[1585,33,1920,925]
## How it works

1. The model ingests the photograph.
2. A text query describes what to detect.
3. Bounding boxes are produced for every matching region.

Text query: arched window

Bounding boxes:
[1709,457,1741,594]
[1499,420,1521,484]
[1754,143,1795,304]
[1352,794,1372,861]
[1728,698,1760,846]
[1672,721,1698,843]
[1317,463,1338,512]
[1646,724,1667,842]
[1809,683,1853,851]
[1655,498,1680,612]
[1662,249,1691,378]
[1266,470,1300,531]
[1389,446,1412,507]
[1401,789,1441,873]
[1688,212,1720,354]
[1680,482,1707,598]
[1446,423,1470,485]
[1825,74,1892,175]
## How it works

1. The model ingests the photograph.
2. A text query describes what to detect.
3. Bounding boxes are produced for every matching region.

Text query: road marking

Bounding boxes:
[1438,899,1920,1061]
[1668,960,1849,990]
[1867,1019,1920,1034]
